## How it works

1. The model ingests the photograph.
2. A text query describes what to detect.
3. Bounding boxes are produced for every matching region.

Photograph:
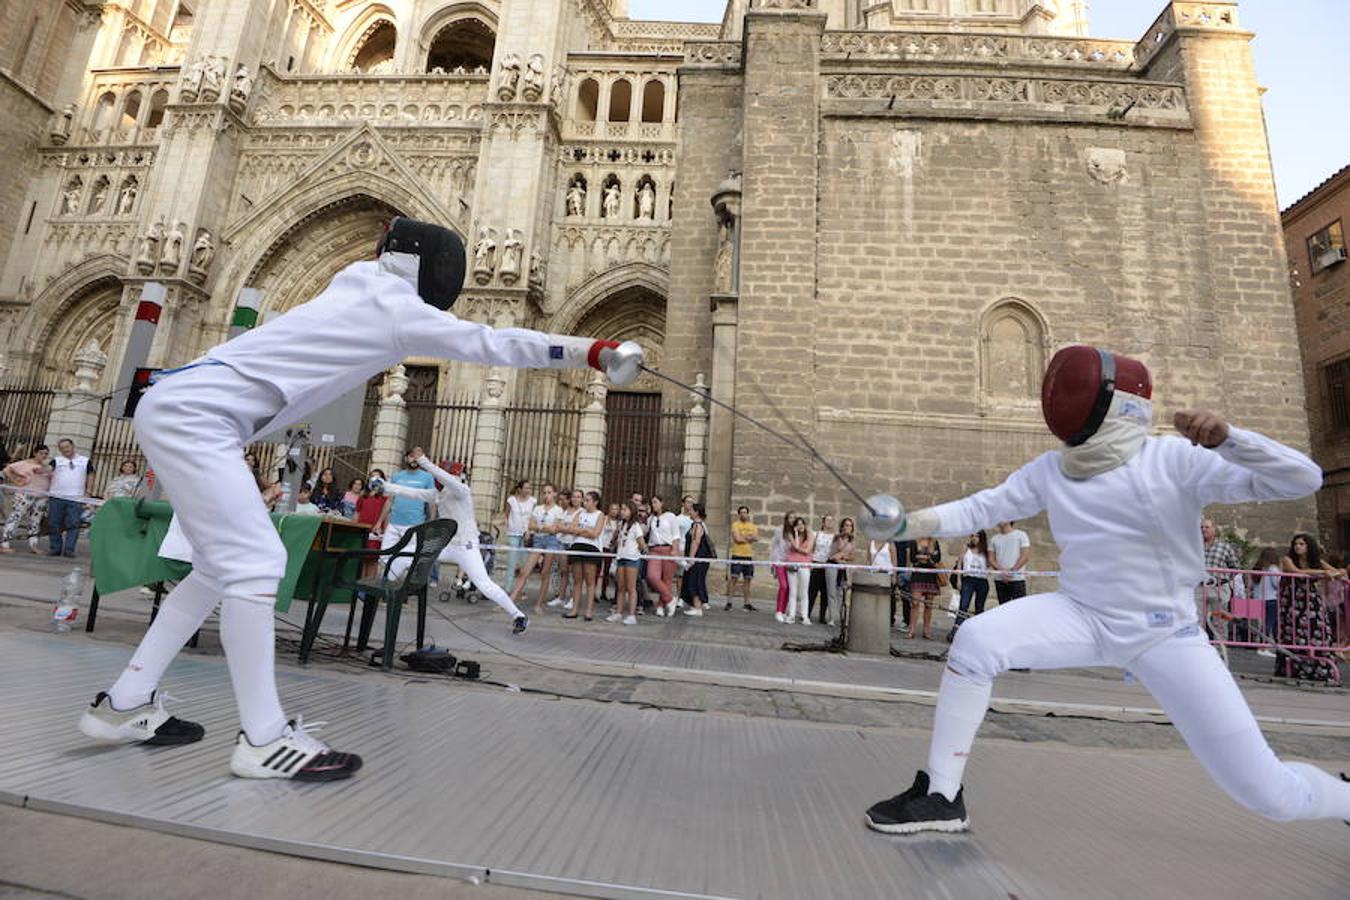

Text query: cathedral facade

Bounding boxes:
[0,0,1317,550]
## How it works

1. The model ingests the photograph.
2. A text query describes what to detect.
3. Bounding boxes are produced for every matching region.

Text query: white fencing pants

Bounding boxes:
[926,591,1350,822]
[441,540,524,620]
[379,523,413,580]
[109,363,290,745]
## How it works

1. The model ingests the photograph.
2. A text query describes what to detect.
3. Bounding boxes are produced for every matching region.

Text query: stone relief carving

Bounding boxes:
[529,251,545,288]
[500,229,524,286]
[160,221,186,272]
[825,74,1187,116]
[888,131,922,177]
[49,104,75,145]
[522,54,546,103]
[200,57,225,103]
[473,226,498,284]
[549,64,567,107]
[1085,147,1128,185]
[229,64,253,113]
[602,180,622,219]
[636,179,656,221]
[713,221,733,294]
[60,178,83,216]
[135,219,165,274]
[683,42,742,68]
[179,57,204,102]
[498,52,521,101]
[566,176,587,217]
[87,177,109,215]
[821,32,1134,68]
[116,177,138,215]
[188,229,214,283]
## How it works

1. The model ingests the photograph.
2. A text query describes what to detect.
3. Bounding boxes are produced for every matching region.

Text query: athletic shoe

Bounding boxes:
[865,771,969,835]
[655,605,666,617]
[563,598,574,611]
[623,615,637,625]
[606,613,622,623]
[775,612,786,623]
[546,597,563,608]
[229,718,362,781]
[744,603,757,611]
[28,539,40,554]
[724,601,733,611]
[376,217,466,310]
[513,615,528,635]
[683,608,703,617]
[78,691,205,746]
[1256,649,1276,658]
[799,617,812,626]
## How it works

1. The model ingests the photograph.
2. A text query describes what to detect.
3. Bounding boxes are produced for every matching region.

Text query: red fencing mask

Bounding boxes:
[1041,346,1152,446]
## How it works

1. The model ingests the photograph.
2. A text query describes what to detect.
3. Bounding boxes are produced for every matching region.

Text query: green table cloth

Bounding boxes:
[88,498,363,612]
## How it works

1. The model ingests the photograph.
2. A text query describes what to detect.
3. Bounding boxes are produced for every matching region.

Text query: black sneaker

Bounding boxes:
[1341,773,1349,827]
[865,770,970,835]
[376,217,466,311]
[513,615,528,635]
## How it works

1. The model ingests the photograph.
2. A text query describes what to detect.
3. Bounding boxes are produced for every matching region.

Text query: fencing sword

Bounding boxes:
[633,362,906,540]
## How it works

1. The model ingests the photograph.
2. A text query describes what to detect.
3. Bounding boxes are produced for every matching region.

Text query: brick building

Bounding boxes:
[0,0,1317,557]
[1286,164,1350,553]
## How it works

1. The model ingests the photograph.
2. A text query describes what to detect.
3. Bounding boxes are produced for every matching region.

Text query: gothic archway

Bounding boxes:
[36,277,122,387]
[244,194,404,320]
[979,297,1049,407]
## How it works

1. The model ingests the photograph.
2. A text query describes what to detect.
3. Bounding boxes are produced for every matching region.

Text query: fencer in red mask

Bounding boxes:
[862,345,1345,836]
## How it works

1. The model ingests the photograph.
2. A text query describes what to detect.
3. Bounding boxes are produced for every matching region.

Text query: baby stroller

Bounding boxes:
[440,524,499,603]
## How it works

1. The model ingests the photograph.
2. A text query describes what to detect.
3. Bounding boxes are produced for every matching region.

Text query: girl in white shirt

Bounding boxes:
[807,514,836,624]
[645,495,680,614]
[551,489,580,611]
[770,511,795,621]
[598,503,620,605]
[510,483,563,615]
[502,480,536,593]
[608,503,646,625]
[562,490,606,620]
[948,530,991,642]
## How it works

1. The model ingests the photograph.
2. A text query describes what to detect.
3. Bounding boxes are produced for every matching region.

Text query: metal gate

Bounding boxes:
[0,385,56,459]
[500,400,583,503]
[602,392,687,505]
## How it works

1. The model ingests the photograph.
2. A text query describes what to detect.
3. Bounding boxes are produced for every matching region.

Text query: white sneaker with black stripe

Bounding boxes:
[229,717,362,781]
[78,691,205,745]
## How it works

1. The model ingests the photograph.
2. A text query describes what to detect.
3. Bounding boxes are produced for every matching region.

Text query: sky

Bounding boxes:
[626,0,1349,209]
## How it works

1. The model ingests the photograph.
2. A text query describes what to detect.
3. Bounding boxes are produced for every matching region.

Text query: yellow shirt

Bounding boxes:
[730,520,758,557]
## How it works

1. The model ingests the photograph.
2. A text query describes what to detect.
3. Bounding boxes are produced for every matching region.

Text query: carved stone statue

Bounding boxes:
[498,53,521,101]
[602,182,622,219]
[161,221,186,272]
[180,57,204,102]
[199,57,225,102]
[88,179,109,215]
[549,65,566,108]
[60,181,82,216]
[189,229,214,281]
[521,54,546,102]
[529,251,545,286]
[637,181,656,221]
[713,221,734,294]
[229,64,253,113]
[566,179,586,217]
[116,179,138,215]
[472,227,497,284]
[49,104,75,145]
[135,219,165,274]
[499,230,524,285]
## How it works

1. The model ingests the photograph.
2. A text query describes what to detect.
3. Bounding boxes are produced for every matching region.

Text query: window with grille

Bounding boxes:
[1325,356,1350,433]
[1309,220,1346,275]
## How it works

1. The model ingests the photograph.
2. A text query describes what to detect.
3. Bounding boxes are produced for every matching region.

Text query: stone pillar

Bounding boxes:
[706,295,739,544]
[573,372,608,494]
[469,368,508,524]
[682,375,710,503]
[370,366,410,477]
[45,341,108,453]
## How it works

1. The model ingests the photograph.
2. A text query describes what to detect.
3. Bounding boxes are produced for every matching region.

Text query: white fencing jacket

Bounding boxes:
[380,457,479,548]
[928,428,1321,654]
[201,259,597,432]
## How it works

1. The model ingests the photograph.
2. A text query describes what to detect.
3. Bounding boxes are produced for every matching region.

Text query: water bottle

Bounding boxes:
[53,568,83,632]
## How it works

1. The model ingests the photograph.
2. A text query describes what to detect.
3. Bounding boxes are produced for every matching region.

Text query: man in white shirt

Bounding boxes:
[47,438,94,558]
[76,217,644,782]
[863,345,1350,837]
[988,520,1030,605]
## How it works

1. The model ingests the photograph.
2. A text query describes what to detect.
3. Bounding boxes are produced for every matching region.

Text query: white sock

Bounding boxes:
[109,574,219,710]
[219,597,288,746]
[925,665,993,802]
